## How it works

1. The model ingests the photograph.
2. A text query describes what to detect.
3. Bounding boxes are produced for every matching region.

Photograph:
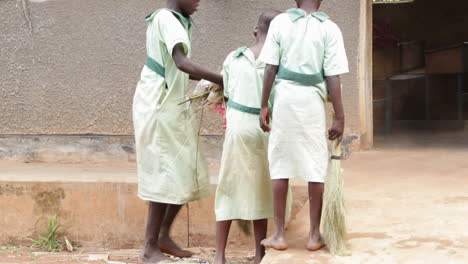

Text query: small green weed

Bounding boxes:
[30,215,64,252]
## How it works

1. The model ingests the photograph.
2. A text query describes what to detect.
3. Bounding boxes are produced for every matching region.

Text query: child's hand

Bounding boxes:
[260,107,271,132]
[206,89,223,105]
[194,80,212,95]
[328,119,344,144]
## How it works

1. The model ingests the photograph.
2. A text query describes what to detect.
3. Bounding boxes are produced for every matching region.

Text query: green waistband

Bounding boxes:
[277,65,324,86]
[146,56,165,77]
[227,100,260,115]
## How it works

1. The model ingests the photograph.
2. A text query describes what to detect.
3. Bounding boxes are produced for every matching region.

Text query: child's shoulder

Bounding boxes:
[223,50,237,64]
[274,12,289,19]
[156,8,176,21]
[146,8,177,23]
[271,12,289,25]
[223,46,247,65]
[322,19,342,36]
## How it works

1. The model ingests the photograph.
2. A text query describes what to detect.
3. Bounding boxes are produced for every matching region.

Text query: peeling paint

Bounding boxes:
[0,184,25,196]
[31,188,65,214]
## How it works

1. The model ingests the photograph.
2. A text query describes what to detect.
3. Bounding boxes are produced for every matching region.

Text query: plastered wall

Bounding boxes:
[0,0,368,147]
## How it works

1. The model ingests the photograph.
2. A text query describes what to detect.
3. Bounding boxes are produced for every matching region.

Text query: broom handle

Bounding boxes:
[331,113,342,158]
[332,141,342,158]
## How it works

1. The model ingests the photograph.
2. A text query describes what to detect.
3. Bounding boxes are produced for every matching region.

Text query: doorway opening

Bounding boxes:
[372,0,468,148]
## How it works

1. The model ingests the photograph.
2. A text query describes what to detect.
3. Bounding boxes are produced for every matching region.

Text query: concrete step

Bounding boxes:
[0,161,309,249]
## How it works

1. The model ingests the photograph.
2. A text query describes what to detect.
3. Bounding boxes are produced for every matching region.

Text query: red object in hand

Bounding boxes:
[213,103,227,131]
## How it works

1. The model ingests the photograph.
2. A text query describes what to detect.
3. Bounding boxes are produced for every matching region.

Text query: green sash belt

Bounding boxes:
[227,100,261,115]
[146,56,165,78]
[277,65,324,86]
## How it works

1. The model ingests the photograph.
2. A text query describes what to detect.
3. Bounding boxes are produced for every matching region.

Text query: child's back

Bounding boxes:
[214,10,282,264]
[260,8,349,183]
[258,2,349,252]
[215,46,271,221]
[263,10,348,100]
[223,47,265,135]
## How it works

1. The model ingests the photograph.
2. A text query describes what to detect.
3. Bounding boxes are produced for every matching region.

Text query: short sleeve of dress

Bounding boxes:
[222,53,234,98]
[323,22,349,77]
[158,10,190,56]
[259,17,281,66]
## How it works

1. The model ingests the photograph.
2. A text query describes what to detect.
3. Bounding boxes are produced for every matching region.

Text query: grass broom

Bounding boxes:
[180,80,253,237]
[322,141,349,256]
[237,220,252,236]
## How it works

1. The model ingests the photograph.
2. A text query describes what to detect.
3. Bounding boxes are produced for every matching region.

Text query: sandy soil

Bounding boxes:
[262,129,468,264]
[1,129,468,264]
[0,246,255,264]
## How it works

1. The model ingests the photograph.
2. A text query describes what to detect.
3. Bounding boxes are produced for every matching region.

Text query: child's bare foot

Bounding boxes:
[158,237,193,258]
[307,233,326,251]
[261,235,288,251]
[140,243,170,264]
[213,254,226,264]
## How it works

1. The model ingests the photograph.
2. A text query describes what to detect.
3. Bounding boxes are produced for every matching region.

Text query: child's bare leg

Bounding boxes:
[141,201,170,264]
[253,219,268,264]
[213,220,232,264]
[159,204,194,258]
[307,182,325,251]
[261,179,289,250]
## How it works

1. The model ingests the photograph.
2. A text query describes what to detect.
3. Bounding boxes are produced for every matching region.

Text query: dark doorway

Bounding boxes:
[372,0,468,148]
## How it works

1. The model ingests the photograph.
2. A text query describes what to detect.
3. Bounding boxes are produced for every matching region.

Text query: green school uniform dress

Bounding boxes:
[259,9,349,183]
[214,47,274,221]
[132,9,209,204]
[215,47,292,221]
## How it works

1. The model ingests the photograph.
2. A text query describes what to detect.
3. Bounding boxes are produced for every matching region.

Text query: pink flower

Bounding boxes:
[213,103,227,131]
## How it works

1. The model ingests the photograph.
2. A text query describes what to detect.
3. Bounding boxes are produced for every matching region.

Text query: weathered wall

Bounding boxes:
[0,0,366,147]
[0,179,309,248]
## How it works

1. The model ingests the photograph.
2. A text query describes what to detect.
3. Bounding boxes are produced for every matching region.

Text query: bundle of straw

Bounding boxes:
[180,80,253,236]
[178,80,223,106]
[237,221,251,236]
[322,142,349,256]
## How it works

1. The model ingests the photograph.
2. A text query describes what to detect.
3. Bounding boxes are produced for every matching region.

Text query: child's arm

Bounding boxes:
[323,22,349,144]
[172,44,223,86]
[259,64,278,132]
[326,75,345,143]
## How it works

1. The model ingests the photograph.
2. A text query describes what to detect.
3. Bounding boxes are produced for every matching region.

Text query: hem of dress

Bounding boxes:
[215,214,273,222]
[270,175,325,183]
[138,187,210,205]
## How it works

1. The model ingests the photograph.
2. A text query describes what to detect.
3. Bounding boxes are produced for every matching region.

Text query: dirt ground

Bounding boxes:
[1,128,468,264]
[262,128,468,264]
[0,246,256,264]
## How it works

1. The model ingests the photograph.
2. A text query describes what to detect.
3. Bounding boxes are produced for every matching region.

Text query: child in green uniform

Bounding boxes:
[132,0,223,263]
[259,0,348,252]
[213,10,281,264]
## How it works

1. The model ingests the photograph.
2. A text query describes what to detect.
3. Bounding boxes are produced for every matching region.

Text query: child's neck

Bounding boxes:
[298,1,320,14]
[250,35,266,59]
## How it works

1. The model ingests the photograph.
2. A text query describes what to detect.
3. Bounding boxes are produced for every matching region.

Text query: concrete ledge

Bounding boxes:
[0,135,136,163]
[0,135,225,164]
[0,162,308,249]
